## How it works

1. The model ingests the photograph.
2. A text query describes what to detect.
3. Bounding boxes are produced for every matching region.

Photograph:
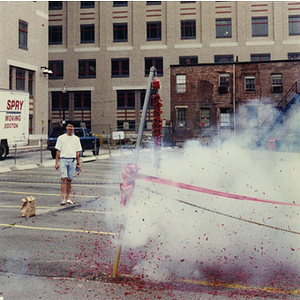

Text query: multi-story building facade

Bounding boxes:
[170,60,300,149]
[0,1,49,135]
[47,1,300,136]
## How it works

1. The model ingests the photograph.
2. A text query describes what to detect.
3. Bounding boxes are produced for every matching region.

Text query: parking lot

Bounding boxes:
[0,146,300,299]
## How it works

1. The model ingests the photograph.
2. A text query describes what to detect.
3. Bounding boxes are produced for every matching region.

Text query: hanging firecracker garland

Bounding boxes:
[152,92,162,169]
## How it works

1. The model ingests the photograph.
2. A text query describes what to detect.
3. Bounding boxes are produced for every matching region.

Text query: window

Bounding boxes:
[9,67,12,90]
[140,90,154,108]
[74,92,91,109]
[113,23,128,42]
[146,1,161,5]
[179,56,198,65]
[214,55,234,63]
[181,20,196,39]
[251,54,270,61]
[288,52,300,60]
[117,91,135,108]
[80,1,95,8]
[49,61,63,79]
[252,17,268,37]
[216,18,232,38]
[200,108,210,127]
[147,22,161,40]
[111,58,129,77]
[289,15,300,35]
[19,20,28,49]
[78,59,96,78]
[51,92,69,110]
[117,120,135,131]
[219,74,229,93]
[16,69,25,91]
[113,1,127,7]
[49,26,62,44]
[220,108,231,127]
[28,71,34,97]
[176,108,187,127]
[145,57,163,76]
[245,76,255,92]
[49,1,62,10]
[176,74,186,93]
[80,25,94,43]
[271,74,282,93]
[247,106,258,128]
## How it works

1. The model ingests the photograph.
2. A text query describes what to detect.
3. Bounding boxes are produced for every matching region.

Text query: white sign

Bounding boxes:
[112,131,124,140]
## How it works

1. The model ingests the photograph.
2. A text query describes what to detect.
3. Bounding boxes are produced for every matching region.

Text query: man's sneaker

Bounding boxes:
[67,199,75,204]
[60,199,67,205]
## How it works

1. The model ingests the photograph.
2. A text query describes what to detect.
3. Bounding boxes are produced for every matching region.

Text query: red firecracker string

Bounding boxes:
[152,93,163,167]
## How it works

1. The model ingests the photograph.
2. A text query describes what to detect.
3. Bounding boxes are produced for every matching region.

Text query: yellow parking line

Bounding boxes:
[0,190,114,197]
[0,223,118,235]
[74,209,121,215]
[182,279,300,295]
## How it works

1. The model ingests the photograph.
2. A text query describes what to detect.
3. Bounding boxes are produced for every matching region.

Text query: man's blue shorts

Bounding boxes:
[59,158,75,180]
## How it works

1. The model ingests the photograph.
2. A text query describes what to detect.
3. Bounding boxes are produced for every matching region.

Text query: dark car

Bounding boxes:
[47,127,100,159]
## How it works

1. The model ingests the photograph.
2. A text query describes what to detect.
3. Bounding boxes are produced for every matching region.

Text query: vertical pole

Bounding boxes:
[119,135,122,152]
[134,66,156,163]
[107,136,111,154]
[233,62,236,136]
[14,144,17,165]
[112,67,156,279]
[40,138,43,163]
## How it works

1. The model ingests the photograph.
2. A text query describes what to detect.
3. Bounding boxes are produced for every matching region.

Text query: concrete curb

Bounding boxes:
[0,167,12,173]
[11,164,39,171]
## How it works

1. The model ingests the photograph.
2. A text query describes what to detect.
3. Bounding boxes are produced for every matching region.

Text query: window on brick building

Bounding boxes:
[140,90,154,108]
[200,108,210,127]
[49,1,62,10]
[289,15,300,35]
[176,107,187,127]
[181,20,196,39]
[214,55,234,63]
[111,58,129,77]
[113,23,128,42]
[147,22,162,40]
[117,120,135,131]
[78,59,96,78]
[179,56,198,65]
[147,1,161,5]
[80,2,95,8]
[219,74,229,93]
[49,26,62,44]
[145,57,163,76]
[252,16,268,37]
[220,108,231,127]
[51,92,69,110]
[19,20,28,49]
[251,54,270,61]
[117,90,135,108]
[74,92,91,109]
[81,25,95,43]
[176,74,186,93]
[247,106,258,128]
[216,18,232,38]
[49,61,63,79]
[288,52,300,60]
[245,76,255,92]
[271,74,282,93]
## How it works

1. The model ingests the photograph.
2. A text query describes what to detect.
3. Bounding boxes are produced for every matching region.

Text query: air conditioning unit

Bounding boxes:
[123,122,129,130]
[272,85,283,93]
[218,86,229,93]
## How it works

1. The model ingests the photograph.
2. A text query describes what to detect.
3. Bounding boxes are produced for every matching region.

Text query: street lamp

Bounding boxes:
[62,84,67,126]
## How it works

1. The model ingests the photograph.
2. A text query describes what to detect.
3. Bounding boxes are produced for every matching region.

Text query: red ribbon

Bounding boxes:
[136,173,300,207]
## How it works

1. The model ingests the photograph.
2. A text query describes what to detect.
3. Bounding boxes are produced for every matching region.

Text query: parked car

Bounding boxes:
[47,127,100,159]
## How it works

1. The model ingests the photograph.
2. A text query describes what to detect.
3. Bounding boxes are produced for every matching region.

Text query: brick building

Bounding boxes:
[170,60,300,149]
[47,1,300,137]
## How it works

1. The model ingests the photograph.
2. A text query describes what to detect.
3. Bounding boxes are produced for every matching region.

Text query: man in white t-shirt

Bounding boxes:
[55,121,82,205]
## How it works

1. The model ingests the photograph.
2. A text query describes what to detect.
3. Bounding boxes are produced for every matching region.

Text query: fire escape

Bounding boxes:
[251,82,300,147]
